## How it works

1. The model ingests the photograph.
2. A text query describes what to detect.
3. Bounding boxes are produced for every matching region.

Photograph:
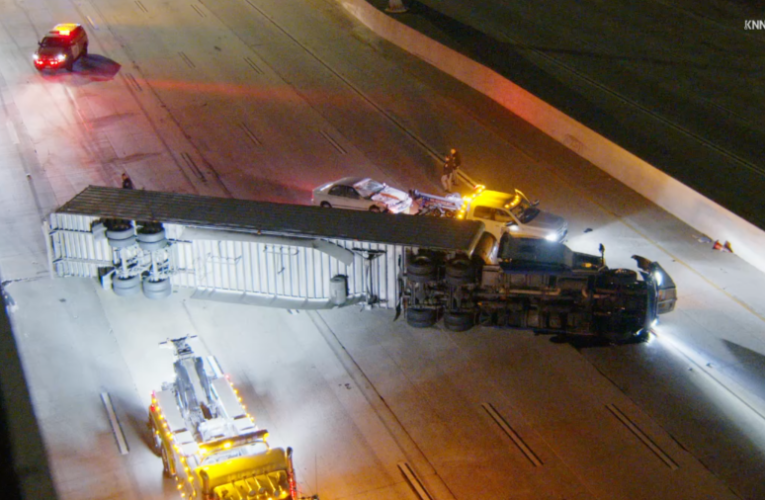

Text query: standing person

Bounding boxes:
[121,173,134,189]
[441,148,461,192]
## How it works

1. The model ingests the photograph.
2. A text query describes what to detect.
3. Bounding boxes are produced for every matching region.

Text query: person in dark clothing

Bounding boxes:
[121,173,134,189]
[441,148,461,192]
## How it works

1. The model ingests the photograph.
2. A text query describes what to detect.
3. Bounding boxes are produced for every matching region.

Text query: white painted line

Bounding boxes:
[397,462,433,500]
[100,392,129,455]
[482,402,543,467]
[6,120,19,145]
[606,403,677,470]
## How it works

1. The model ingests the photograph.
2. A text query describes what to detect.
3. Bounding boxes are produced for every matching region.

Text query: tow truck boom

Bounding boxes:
[148,336,299,500]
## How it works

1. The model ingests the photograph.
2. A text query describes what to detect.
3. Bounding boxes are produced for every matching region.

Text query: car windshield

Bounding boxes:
[40,37,68,48]
[355,179,386,196]
[508,199,539,224]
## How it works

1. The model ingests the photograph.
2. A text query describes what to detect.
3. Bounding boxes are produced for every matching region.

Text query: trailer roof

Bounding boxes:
[55,186,486,251]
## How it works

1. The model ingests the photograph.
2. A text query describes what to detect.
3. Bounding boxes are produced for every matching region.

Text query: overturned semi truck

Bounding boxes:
[46,187,675,342]
[401,234,676,342]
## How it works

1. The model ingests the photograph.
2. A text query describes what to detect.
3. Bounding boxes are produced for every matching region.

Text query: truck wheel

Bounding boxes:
[113,275,141,296]
[138,239,168,252]
[369,206,381,213]
[320,202,332,208]
[107,225,136,248]
[108,235,137,249]
[143,278,172,299]
[445,257,474,285]
[106,227,135,241]
[137,226,165,243]
[443,311,475,332]
[406,308,436,328]
[407,254,436,282]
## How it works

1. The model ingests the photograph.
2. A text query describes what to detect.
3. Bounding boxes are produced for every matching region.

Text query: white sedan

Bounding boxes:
[312,177,413,214]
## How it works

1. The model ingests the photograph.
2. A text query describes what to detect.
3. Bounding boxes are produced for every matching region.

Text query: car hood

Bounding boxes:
[36,47,65,58]
[511,211,567,234]
[370,186,409,206]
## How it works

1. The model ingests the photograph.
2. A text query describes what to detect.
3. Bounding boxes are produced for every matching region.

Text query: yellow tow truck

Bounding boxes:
[148,337,299,500]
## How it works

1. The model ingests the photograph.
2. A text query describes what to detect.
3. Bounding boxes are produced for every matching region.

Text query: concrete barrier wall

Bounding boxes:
[341,0,765,273]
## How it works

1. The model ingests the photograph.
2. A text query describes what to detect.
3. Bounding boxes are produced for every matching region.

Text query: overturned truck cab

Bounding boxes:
[401,235,677,343]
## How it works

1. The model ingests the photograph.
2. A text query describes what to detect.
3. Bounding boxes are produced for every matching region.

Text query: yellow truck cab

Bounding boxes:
[148,337,298,500]
[457,187,568,242]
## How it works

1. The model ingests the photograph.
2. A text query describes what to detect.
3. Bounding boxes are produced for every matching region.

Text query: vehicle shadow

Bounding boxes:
[545,330,649,348]
[38,54,121,84]
[75,54,122,81]
[122,402,160,456]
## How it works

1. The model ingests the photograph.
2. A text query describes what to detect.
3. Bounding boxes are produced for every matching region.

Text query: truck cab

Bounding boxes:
[458,187,568,242]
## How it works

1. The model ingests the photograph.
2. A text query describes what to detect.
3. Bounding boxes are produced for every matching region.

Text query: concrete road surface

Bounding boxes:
[0,0,764,498]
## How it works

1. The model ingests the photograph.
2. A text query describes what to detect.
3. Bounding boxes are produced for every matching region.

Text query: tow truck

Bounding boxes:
[148,337,299,500]
[401,234,676,342]
[412,171,568,242]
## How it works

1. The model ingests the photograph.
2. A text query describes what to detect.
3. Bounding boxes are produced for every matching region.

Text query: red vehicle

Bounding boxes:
[33,23,88,72]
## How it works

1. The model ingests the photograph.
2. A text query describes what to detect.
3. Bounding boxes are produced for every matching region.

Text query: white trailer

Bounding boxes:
[46,186,486,309]
[45,187,675,341]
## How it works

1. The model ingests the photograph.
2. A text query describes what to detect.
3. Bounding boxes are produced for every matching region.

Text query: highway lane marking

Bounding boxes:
[308,310,458,500]
[181,152,207,181]
[239,122,262,146]
[100,392,130,455]
[243,57,265,75]
[320,129,347,155]
[123,73,143,93]
[481,402,543,467]
[191,3,207,18]
[178,52,196,69]
[605,403,678,470]
[6,120,19,145]
[398,462,434,500]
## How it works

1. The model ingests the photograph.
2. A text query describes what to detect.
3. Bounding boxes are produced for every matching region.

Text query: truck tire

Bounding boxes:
[443,311,475,332]
[143,278,172,299]
[138,239,168,252]
[445,257,474,285]
[407,254,436,282]
[137,226,166,243]
[107,224,136,248]
[108,235,137,249]
[106,227,135,241]
[113,275,141,296]
[406,308,437,328]
[320,202,332,208]
[369,206,381,213]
